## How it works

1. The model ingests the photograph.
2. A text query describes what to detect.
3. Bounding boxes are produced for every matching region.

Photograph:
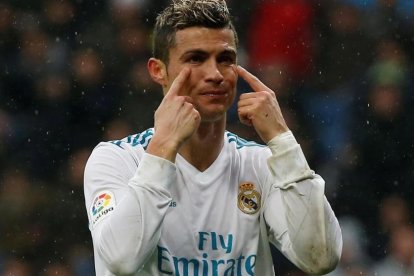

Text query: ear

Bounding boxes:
[147,58,168,88]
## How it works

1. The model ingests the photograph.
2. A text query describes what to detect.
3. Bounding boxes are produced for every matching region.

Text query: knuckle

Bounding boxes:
[257,96,266,103]
[259,92,273,102]
[176,96,186,104]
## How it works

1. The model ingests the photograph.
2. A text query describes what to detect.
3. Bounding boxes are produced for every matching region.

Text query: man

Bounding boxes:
[84,0,342,275]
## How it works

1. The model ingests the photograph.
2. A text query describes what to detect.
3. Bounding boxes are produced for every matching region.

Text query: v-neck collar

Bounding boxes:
[176,139,227,180]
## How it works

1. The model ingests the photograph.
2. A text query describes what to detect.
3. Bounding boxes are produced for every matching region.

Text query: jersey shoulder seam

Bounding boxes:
[225,131,265,149]
[109,128,154,150]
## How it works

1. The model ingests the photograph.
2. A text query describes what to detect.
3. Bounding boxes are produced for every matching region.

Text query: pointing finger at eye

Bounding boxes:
[236,65,271,93]
[166,67,191,97]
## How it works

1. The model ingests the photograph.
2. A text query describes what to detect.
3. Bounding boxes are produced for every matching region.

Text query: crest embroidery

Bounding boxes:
[237,182,261,214]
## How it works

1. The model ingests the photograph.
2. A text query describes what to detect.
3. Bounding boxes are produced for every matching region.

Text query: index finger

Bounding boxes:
[236,65,271,92]
[166,67,191,97]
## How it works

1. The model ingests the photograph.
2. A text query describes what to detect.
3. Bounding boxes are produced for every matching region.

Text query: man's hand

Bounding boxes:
[147,68,201,162]
[236,66,289,143]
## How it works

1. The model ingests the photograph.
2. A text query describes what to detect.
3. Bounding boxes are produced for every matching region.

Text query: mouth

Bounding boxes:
[200,90,228,97]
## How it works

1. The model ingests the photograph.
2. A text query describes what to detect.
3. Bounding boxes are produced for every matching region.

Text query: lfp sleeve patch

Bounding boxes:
[90,190,116,228]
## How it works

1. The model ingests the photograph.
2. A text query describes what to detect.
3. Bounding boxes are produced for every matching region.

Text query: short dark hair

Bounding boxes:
[152,0,238,63]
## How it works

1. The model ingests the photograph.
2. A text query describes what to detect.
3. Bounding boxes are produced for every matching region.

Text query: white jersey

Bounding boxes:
[84,129,342,276]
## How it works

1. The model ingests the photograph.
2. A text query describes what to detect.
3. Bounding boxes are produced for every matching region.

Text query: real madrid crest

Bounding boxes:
[237,182,261,214]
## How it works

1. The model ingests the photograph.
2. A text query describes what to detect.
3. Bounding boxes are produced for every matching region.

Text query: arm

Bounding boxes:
[84,145,175,275]
[84,66,199,275]
[236,66,342,273]
[263,131,342,274]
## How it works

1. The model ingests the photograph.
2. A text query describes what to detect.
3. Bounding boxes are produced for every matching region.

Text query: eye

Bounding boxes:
[218,54,236,65]
[186,54,205,64]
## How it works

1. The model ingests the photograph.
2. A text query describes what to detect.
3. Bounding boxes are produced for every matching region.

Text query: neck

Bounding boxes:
[178,117,226,172]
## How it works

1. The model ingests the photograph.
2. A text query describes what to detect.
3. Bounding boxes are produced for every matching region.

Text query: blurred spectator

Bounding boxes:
[327,216,372,275]
[0,110,13,155]
[69,47,121,148]
[225,0,256,56]
[107,0,153,76]
[110,0,149,27]
[116,25,149,59]
[118,59,163,131]
[1,258,33,276]
[293,0,375,174]
[366,0,408,42]
[352,39,414,205]
[103,118,134,141]
[380,195,411,233]
[367,39,410,89]
[312,0,374,90]
[371,224,414,275]
[246,0,314,82]
[0,167,50,269]
[45,147,95,275]
[367,195,413,261]
[332,38,414,262]
[0,3,18,70]
[42,0,76,37]
[67,245,95,276]
[298,85,355,167]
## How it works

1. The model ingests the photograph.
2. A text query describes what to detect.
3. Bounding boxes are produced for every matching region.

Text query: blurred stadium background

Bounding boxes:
[1,0,414,275]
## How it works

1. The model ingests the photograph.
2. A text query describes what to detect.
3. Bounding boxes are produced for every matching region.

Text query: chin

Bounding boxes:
[200,110,227,123]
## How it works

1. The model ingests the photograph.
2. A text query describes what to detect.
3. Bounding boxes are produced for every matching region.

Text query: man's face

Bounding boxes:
[165,27,238,122]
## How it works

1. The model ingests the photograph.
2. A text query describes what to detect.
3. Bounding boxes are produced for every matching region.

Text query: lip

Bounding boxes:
[200,90,228,97]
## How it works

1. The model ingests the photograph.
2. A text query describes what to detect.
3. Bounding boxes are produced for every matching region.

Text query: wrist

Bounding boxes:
[146,134,180,162]
[261,126,290,144]
[267,130,297,155]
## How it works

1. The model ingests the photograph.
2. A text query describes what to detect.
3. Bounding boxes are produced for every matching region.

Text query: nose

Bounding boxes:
[204,60,224,84]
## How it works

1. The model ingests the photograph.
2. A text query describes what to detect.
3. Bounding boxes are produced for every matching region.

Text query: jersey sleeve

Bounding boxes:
[84,142,175,275]
[262,131,343,274]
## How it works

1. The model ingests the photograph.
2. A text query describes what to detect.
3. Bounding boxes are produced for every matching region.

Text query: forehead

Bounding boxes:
[171,27,236,55]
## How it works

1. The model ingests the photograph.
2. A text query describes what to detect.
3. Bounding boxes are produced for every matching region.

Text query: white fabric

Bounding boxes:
[84,129,342,275]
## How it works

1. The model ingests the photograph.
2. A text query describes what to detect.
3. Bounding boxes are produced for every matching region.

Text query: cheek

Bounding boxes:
[223,67,237,87]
